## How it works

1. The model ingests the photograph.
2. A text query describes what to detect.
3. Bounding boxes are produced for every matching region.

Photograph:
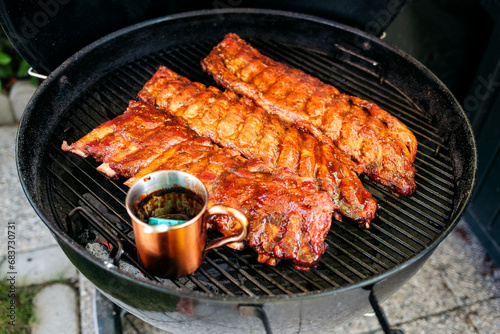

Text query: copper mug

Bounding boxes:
[125,170,248,278]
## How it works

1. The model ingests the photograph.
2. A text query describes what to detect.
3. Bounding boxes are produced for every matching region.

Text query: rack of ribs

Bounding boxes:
[62,101,335,270]
[138,66,377,227]
[201,33,418,196]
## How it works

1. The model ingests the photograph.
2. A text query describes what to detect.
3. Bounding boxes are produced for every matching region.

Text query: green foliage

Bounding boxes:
[0,29,33,91]
[0,280,40,333]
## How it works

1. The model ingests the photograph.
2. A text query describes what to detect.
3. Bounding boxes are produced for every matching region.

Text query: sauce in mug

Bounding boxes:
[133,187,204,224]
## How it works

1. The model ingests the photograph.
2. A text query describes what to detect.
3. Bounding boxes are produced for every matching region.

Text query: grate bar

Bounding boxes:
[98,77,138,106]
[101,78,139,103]
[415,157,454,184]
[196,267,235,295]
[348,226,413,259]
[48,168,134,245]
[284,265,329,289]
[377,206,433,243]
[50,149,129,213]
[335,223,402,265]
[379,201,439,236]
[113,67,150,88]
[157,49,209,84]
[318,255,355,284]
[224,251,295,294]
[135,58,162,75]
[88,84,129,114]
[381,190,449,224]
[261,266,310,293]
[65,106,103,139]
[82,90,127,120]
[417,149,453,172]
[211,249,276,296]
[415,176,454,199]
[185,275,213,294]
[323,250,368,280]
[110,72,148,95]
[373,189,446,234]
[204,257,256,296]
[411,194,451,220]
[313,269,342,288]
[329,242,382,276]
[74,104,106,131]
[48,155,132,237]
[369,222,420,253]
[333,231,393,270]
[415,172,454,198]
[125,62,157,81]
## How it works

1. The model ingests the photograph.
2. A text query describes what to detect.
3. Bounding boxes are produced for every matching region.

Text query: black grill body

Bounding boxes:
[16,9,476,332]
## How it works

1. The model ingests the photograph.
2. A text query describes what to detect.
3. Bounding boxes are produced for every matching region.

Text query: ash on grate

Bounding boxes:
[86,242,142,276]
[85,241,178,289]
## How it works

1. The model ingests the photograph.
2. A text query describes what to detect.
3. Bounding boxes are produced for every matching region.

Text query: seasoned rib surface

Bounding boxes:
[62,101,335,270]
[201,33,418,196]
[62,101,192,178]
[139,66,377,226]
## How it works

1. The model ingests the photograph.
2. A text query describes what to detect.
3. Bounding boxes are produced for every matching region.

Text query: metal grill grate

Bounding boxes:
[46,39,455,297]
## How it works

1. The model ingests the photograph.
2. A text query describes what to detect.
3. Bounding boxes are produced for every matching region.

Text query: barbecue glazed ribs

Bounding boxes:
[62,101,335,270]
[62,101,192,178]
[139,66,377,226]
[202,33,418,196]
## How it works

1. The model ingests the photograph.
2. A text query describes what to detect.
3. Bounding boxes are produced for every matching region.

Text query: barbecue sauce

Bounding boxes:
[133,187,204,224]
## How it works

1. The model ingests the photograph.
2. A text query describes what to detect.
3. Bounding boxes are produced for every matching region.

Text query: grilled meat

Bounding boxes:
[201,33,417,196]
[62,101,192,178]
[139,66,377,226]
[62,100,335,270]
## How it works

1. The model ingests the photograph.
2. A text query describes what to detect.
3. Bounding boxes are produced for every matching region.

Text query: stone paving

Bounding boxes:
[1,82,499,333]
[32,284,79,334]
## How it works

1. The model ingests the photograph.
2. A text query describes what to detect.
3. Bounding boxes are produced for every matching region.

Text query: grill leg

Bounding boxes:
[94,289,123,334]
[369,288,404,334]
[238,304,273,334]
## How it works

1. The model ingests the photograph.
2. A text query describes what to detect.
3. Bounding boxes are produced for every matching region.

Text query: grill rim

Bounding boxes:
[16,8,477,304]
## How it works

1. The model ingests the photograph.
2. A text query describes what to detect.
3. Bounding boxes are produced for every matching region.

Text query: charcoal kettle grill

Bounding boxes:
[1,2,477,333]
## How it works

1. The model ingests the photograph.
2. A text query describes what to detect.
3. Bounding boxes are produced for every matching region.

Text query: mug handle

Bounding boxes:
[204,205,249,252]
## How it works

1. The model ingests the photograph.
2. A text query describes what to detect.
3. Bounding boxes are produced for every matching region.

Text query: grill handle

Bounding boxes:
[238,304,273,334]
[66,206,124,267]
[28,67,48,80]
